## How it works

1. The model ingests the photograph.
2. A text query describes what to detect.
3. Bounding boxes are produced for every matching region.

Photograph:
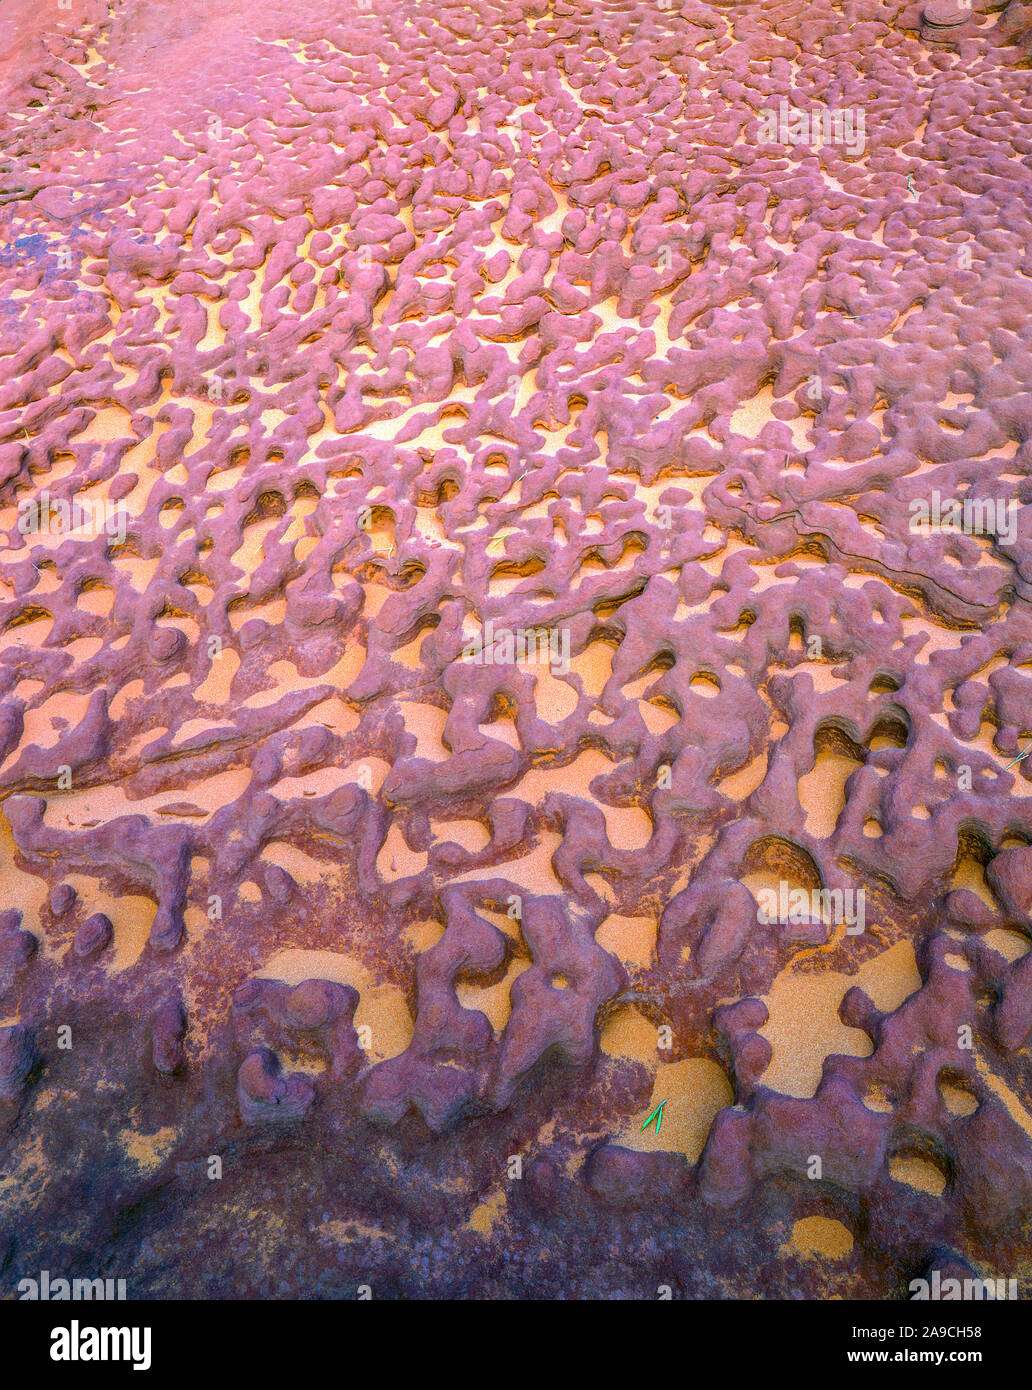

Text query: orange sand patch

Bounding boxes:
[758,942,922,1099]
[596,914,657,969]
[617,1058,734,1162]
[63,875,156,970]
[785,1216,854,1260]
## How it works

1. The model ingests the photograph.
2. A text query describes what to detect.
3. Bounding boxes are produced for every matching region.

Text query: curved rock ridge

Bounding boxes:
[0,0,1031,1298]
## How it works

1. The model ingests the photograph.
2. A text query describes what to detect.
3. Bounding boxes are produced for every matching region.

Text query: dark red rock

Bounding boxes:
[0,0,1030,1303]
[237,1048,315,1125]
[72,912,112,959]
[0,910,36,988]
[586,1144,691,1208]
[0,1025,35,1104]
[923,1,971,25]
[49,883,76,916]
[152,994,187,1076]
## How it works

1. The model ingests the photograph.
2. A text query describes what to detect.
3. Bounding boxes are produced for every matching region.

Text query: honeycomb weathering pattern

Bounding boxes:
[0,0,1031,1300]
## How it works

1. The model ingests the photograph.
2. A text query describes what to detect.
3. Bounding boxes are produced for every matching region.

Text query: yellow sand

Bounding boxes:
[785,1216,854,1260]
[759,941,922,1099]
[616,1058,734,1162]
